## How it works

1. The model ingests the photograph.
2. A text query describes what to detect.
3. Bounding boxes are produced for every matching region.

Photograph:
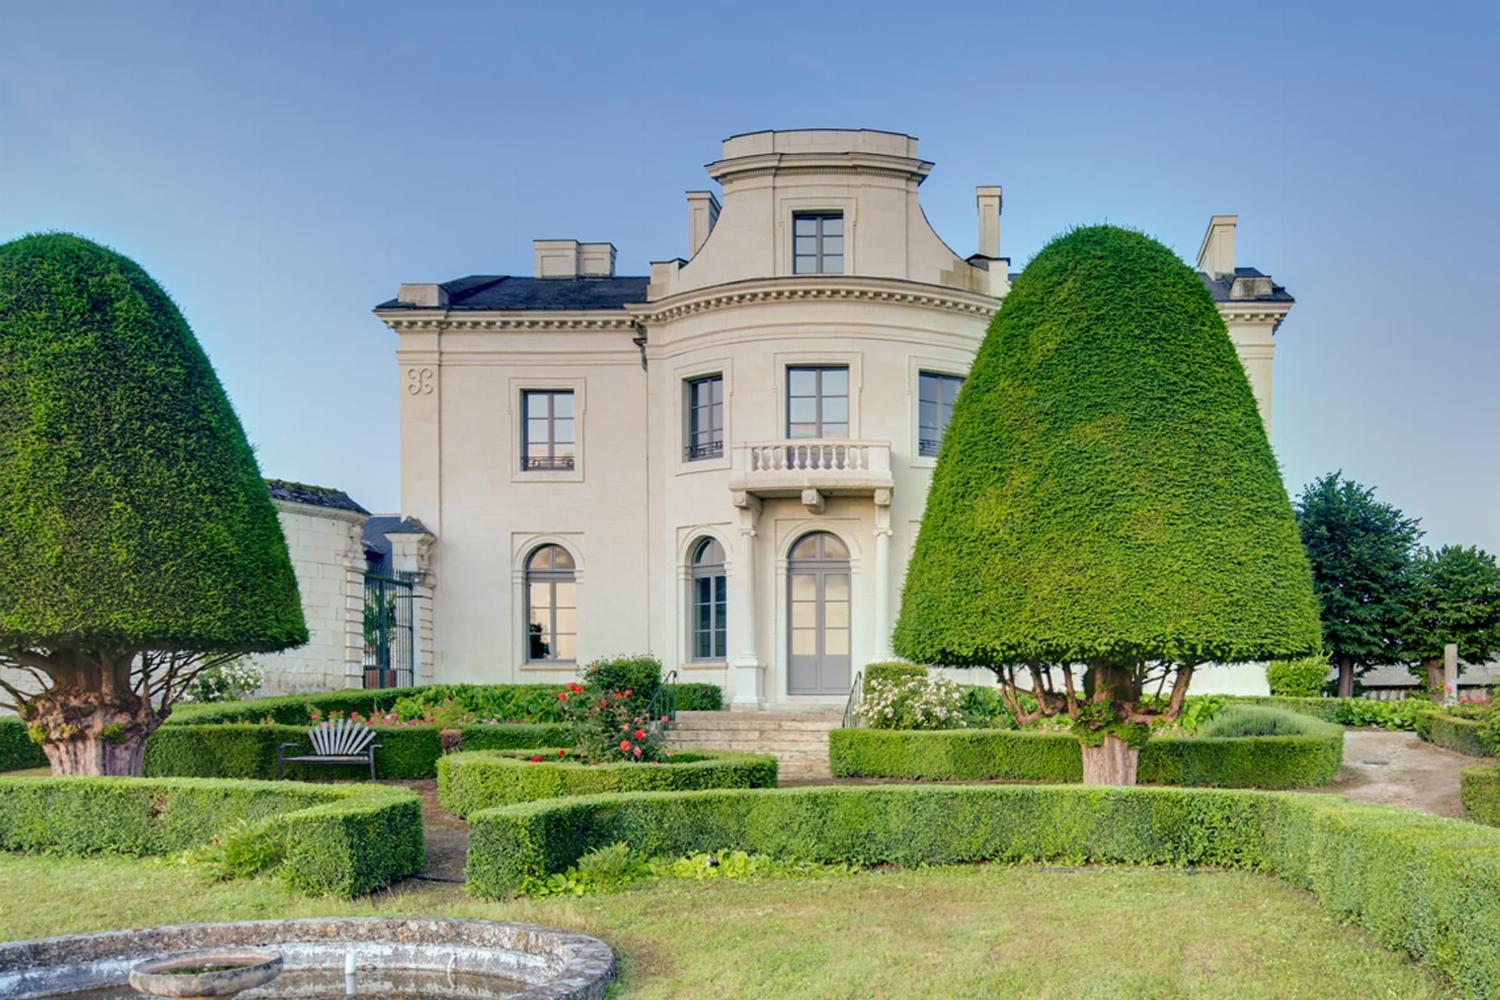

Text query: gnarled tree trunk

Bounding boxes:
[1081,734,1139,785]
[13,651,163,776]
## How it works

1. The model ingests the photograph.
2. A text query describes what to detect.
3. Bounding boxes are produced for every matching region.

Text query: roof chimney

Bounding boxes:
[533,239,616,278]
[1196,215,1237,280]
[687,190,720,258]
[976,186,1002,258]
[396,283,448,307]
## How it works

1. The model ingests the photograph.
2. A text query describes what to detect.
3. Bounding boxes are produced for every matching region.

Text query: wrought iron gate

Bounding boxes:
[363,572,414,689]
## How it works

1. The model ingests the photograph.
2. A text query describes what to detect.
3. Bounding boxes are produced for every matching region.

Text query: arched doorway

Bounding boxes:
[787,531,851,695]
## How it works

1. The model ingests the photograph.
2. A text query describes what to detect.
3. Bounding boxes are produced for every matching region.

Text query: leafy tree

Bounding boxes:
[894,226,1321,784]
[0,233,306,775]
[1293,472,1421,697]
[1398,545,1500,697]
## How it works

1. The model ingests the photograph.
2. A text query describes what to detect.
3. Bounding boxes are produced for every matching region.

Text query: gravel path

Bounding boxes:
[1316,729,1483,818]
[389,778,468,881]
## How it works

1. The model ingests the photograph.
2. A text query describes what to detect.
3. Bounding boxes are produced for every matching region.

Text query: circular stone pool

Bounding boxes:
[0,919,614,1000]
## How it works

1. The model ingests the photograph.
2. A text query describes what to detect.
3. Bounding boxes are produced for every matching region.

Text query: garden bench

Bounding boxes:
[277,718,381,780]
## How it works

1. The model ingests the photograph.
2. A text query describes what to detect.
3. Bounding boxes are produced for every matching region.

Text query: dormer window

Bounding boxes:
[793,213,843,275]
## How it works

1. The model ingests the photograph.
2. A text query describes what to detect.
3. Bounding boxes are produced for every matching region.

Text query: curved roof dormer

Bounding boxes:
[649,129,1004,300]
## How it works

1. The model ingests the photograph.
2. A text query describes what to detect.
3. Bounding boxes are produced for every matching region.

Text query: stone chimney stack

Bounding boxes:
[533,239,616,278]
[1196,215,1237,280]
[396,283,448,307]
[976,186,1003,258]
[687,191,720,258]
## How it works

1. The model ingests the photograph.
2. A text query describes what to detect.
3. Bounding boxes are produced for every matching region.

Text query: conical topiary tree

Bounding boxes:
[893,225,1321,783]
[0,233,307,775]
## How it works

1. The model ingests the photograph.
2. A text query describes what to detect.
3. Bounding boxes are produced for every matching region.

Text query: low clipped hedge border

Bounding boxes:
[1416,711,1494,758]
[142,722,573,780]
[468,784,1500,998]
[0,776,421,896]
[830,715,1344,789]
[0,718,46,772]
[1462,766,1500,826]
[169,682,722,727]
[437,749,779,818]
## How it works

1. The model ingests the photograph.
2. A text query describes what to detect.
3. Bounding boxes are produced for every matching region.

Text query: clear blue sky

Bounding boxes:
[2,1,1496,552]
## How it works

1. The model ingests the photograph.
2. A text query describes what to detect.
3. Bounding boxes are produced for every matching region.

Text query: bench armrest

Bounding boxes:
[278,742,303,750]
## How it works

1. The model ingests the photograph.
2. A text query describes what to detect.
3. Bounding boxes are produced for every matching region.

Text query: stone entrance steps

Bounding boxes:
[666,709,842,782]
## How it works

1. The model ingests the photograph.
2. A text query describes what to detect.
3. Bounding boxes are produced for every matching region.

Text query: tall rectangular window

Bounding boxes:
[787,366,849,439]
[918,371,963,457]
[521,390,575,470]
[685,374,724,461]
[792,213,843,275]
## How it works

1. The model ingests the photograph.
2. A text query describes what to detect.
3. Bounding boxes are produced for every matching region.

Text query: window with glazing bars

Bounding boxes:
[690,537,727,659]
[787,366,849,439]
[521,390,575,470]
[685,374,723,460]
[792,213,843,274]
[918,372,963,457]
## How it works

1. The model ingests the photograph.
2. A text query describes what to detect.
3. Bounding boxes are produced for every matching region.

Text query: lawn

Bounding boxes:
[0,854,1452,999]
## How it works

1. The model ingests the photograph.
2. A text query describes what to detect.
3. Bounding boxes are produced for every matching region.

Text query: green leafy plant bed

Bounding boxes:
[438,750,778,818]
[1416,711,1495,757]
[0,776,420,896]
[830,708,1343,789]
[1463,766,1500,826]
[467,783,1500,998]
[1228,695,1427,731]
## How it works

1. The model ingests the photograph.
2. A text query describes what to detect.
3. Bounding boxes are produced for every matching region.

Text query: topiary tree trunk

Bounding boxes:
[2,649,237,776]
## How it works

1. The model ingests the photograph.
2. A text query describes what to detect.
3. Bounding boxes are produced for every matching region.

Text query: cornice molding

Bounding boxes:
[629,277,1000,325]
[1215,302,1294,325]
[376,312,637,333]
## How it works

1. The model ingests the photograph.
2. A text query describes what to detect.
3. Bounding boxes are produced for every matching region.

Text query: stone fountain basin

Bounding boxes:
[0,918,614,1000]
[128,949,283,998]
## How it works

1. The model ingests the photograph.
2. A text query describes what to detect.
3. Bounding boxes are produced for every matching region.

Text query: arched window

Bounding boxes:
[525,544,576,663]
[690,537,727,660]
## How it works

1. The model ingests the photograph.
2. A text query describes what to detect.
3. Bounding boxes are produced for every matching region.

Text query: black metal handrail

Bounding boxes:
[646,670,679,734]
[841,670,864,729]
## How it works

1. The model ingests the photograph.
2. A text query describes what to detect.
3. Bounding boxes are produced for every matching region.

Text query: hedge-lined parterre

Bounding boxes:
[466,783,1500,998]
[1226,694,1426,731]
[0,776,421,896]
[140,722,574,780]
[437,749,778,818]
[829,709,1342,789]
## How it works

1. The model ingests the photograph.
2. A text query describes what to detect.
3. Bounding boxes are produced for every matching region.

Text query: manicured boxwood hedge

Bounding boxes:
[0,717,46,772]
[1463,766,1500,826]
[142,722,572,780]
[0,776,421,896]
[1416,710,1494,757]
[438,749,778,818]
[830,713,1343,789]
[168,682,723,728]
[468,783,1500,997]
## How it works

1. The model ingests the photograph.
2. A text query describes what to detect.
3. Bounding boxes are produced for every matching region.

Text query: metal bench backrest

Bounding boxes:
[308,718,377,756]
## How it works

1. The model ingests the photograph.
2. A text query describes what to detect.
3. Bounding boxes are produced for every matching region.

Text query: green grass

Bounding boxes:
[0,853,1452,999]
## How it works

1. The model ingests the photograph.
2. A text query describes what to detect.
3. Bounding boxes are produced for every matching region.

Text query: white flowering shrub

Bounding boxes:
[183,658,265,703]
[856,675,968,730]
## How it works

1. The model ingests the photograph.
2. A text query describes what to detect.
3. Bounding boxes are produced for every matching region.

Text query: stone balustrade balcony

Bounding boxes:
[728,440,893,507]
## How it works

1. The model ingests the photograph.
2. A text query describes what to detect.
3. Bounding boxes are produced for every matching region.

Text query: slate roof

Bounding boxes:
[265,479,369,515]
[1197,267,1294,304]
[361,515,431,564]
[375,275,650,312]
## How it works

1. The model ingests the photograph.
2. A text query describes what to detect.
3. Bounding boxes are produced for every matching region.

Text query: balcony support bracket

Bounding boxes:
[801,488,826,514]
